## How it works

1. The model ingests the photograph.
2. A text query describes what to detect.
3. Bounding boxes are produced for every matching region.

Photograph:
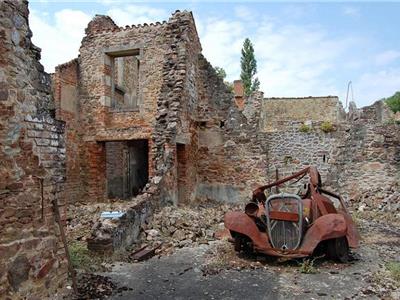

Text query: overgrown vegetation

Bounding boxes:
[214,66,233,92]
[386,261,400,281]
[214,66,227,80]
[385,91,400,113]
[298,258,318,274]
[240,38,260,96]
[320,121,334,133]
[69,242,103,272]
[384,118,400,125]
[299,123,311,133]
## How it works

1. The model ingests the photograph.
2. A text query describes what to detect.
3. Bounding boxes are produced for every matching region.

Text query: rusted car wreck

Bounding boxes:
[225,167,360,262]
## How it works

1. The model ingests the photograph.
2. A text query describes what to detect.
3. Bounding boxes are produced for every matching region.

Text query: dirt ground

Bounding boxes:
[64,202,400,300]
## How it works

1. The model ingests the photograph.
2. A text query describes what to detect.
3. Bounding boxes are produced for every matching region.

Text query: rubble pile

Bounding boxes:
[141,203,241,253]
[66,200,132,243]
[349,185,400,214]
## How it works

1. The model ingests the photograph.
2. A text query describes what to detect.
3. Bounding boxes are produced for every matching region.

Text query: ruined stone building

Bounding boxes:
[1,0,399,298]
[1,1,67,298]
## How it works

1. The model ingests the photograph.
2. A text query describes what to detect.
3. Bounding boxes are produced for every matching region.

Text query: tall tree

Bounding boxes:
[240,38,260,96]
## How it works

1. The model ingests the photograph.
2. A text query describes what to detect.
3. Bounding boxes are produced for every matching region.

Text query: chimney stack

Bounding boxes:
[233,80,245,110]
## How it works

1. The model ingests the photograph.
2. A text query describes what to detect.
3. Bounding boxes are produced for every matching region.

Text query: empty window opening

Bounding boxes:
[220,120,225,128]
[106,140,149,199]
[110,52,140,110]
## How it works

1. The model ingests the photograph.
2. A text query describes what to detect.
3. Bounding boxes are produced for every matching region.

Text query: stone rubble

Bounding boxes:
[350,185,400,214]
[138,203,241,255]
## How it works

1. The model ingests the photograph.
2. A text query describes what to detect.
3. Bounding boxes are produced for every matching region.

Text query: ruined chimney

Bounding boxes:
[85,15,118,35]
[233,80,245,110]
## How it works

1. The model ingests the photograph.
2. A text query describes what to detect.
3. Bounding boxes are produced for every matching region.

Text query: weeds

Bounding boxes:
[298,255,324,274]
[386,261,400,282]
[69,241,103,272]
[320,121,335,133]
[299,124,311,133]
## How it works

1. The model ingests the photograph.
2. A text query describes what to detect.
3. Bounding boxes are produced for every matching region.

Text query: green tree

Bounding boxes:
[385,91,400,113]
[214,66,227,80]
[240,38,260,96]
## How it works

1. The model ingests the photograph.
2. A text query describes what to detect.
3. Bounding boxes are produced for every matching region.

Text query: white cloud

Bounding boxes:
[198,14,356,100]
[106,5,168,26]
[343,6,360,18]
[353,68,400,105]
[30,9,91,72]
[198,18,245,78]
[29,4,395,108]
[234,5,252,21]
[29,5,169,72]
[375,50,400,66]
[253,22,356,98]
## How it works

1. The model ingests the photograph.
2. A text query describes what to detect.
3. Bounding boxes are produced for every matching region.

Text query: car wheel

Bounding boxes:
[233,234,253,254]
[327,237,349,263]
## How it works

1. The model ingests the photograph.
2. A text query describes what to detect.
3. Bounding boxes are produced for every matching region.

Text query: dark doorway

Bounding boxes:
[106,140,149,199]
[127,140,148,197]
[176,143,187,204]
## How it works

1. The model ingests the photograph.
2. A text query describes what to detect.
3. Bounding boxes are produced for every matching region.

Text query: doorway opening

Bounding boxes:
[106,139,149,199]
[176,143,187,204]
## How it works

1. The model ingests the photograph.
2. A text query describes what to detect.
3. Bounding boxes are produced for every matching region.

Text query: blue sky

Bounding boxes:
[29,1,400,107]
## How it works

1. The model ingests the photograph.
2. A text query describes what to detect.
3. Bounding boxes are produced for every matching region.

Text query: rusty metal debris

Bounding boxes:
[130,244,162,261]
[225,166,360,262]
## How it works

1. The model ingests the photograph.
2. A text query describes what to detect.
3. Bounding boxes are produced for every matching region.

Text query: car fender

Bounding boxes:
[224,211,270,249]
[339,211,360,248]
[300,213,347,253]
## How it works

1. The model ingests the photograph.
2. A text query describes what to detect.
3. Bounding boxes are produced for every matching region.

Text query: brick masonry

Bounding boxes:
[42,3,400,255]
[0,1,67,298]
[53,9,399,209]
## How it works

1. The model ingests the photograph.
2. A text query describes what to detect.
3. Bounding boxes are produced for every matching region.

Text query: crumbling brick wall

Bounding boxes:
[54,7,398,212]
[55,11,205,205]
[54,59,82,205]
[0,1,67,298]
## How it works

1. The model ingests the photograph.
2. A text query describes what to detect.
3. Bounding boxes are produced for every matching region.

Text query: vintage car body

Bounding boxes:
[224,167,360,261]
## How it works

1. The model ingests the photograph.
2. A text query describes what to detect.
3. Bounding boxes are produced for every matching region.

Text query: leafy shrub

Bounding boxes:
[320,121,334,133]
[299,124,311,133]
[385,91,400,113]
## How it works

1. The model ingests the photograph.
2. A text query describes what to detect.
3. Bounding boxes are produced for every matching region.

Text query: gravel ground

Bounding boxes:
[101,215,399,300]
[65,200,399,300]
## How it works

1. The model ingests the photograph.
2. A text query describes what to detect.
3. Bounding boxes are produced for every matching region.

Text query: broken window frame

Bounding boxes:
[105,47,143,112]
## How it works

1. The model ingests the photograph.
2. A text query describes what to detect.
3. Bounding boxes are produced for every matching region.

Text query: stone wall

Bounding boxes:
[265,121,338,193]
[53,6,398,216]
[55,10,205,206]
[196,80,399,205]
[261,96,344,132]
[0,1,67,298]
[328,102,400,200]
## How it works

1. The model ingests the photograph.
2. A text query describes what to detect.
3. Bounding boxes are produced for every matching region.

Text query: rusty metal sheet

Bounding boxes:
[130,244,162,261]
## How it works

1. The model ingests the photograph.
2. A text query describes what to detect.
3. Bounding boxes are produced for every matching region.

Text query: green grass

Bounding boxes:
[69,242,102,272]
[299,124,311,133]
[386,261,400,282]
